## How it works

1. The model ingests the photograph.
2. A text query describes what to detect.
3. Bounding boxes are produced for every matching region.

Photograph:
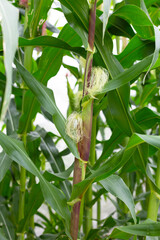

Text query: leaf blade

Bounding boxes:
[100,175,136,223]
[15,59,79,159]
[0,0,19,120]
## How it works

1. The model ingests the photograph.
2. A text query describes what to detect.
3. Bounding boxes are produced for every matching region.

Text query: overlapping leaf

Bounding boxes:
[70,133,160,201]
[0,131,70,231]
[18,24,83,134]
[15,59,79,159]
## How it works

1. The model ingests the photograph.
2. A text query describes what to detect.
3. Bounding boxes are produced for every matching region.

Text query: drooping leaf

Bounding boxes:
[70,132,160,201]
[18,23,83,134]
[18,36,85,58]
[0,131,71,233]
[108,227,132,240]
[0,0,19,119]
[113,5,154,40]
[96,54,152,95]
[116,35,154,68]
[117,220,160,236]
[134,133,160,149]
[43,164,73,182]
[135,107,160,130]
[98,127,125,163]
[60,1,88,49]
[15,58,79,159]
[63,63,81,79]
[108,15,135,38]
[69,150,126,202]
[100,175,136,223]
[36,127,72,199]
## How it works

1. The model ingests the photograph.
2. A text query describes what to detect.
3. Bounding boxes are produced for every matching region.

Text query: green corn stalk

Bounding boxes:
[70,1,97,239]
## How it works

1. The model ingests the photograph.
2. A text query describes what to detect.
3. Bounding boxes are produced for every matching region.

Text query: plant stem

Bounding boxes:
[83,0,97,96]
[18,6,33,237]
[70,159,84,240]
[84,115,97,237]
[97,198,101,227]
[71,100,93,240]
[18,165,26,222]
[70,2,97,239]
[89,115,97,167]
[147,152,160,220]
[84,186,92,236]
[18,131,27,240]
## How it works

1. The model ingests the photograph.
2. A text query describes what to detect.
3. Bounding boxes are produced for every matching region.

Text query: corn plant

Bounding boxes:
[0,0,160,239]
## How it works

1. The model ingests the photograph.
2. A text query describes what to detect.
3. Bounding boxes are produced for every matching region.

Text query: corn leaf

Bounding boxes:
[0,0,18,120]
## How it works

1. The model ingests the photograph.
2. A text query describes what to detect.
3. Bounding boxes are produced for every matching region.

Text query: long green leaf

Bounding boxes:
[135,107,160,130]
[0,0,18,120]
[36,127,72,199]
[96,54,152,94]
[0,131,70,231]
[117,221,160,236]
[18,36,86,58]
[69,150,126,202]
[15,59,79,159]
[18,23,83,134]
[61,5,88,48]
[59,0,153,178]
[113,5,154,39]
[116,35,154,68]
[140,83,158,106]
[70,132,160,201]
[108,15,135,38]
[100,175,136,223]
[98,127,125,163]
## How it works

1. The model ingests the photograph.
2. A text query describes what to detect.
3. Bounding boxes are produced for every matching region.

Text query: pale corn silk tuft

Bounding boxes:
[87,67,109,98]
[66,67,108,142]
[66,112,83,143]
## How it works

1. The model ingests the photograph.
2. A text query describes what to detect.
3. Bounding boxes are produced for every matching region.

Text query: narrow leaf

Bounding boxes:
[117,221,160,236]
[113,5,154,39]
[116,35,154,68]
[100,175,136,223]
[0,131,71,232]
[96,54,152,95]
[15,59,79,159]
[0,0,19,119]
[18,36,86,58]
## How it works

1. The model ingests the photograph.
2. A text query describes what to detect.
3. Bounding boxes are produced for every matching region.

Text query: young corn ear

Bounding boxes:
[66,112,83,143]
[87,67,109,98]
